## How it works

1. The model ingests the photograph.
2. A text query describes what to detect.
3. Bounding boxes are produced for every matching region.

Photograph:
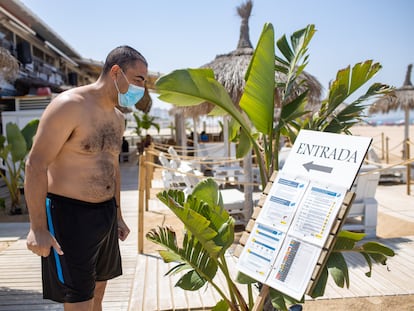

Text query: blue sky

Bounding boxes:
[19,0,414,113]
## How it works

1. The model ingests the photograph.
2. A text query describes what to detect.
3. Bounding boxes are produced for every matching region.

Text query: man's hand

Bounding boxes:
[117,217,130,241]
[26,229,63,257]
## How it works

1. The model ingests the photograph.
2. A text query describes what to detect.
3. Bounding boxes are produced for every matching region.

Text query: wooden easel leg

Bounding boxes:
[252,284,269,311]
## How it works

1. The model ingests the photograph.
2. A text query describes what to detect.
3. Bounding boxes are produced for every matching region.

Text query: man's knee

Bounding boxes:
[64,299,93,311]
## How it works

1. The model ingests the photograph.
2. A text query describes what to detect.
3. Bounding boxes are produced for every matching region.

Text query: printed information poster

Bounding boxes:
[236,130,371,301]
[237,173,347,300]
[266,235,321,299]
[256,173,309,231]
[236,222,285,283]
[289,182,346,247]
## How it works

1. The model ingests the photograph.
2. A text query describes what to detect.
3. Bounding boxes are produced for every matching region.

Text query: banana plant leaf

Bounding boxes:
[239,22,275,135]
[21,119,39,150]
[6,123,27,162]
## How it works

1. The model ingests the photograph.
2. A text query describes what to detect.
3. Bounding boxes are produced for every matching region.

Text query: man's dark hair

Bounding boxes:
[102,45,147,75]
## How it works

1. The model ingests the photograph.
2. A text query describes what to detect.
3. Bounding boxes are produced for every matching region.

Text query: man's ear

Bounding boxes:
[110,64,121,79]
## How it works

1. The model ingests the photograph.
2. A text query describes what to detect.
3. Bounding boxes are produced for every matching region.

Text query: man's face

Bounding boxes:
[122,61,147,89]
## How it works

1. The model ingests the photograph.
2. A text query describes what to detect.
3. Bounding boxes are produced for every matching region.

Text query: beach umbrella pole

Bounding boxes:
[404,106,410,159]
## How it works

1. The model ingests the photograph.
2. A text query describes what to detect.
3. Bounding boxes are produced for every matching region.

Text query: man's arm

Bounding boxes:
[115,111,130,241]
[25,94,79,257]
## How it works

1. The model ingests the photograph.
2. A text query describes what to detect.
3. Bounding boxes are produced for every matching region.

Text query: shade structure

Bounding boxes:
[0,46,19,82]
[369,64,414,158]
[169,0,322,120]
[201,48,323,110]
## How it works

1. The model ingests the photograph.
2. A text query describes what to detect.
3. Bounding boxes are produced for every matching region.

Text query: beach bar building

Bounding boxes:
[0,0,160,131]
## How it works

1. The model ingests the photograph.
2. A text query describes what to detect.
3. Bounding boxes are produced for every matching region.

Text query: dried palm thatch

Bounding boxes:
[201,48,322,108]
[369,64,414,114]
[175,0,322,119]
[0,46,19,82]
[369,64,414,157]
[169,101,215,118]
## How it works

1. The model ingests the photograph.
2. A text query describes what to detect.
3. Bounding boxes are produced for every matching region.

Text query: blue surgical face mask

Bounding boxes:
[114,70,145,108]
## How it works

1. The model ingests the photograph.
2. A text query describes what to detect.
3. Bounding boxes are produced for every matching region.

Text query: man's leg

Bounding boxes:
[92,281,108,311]
[63,281,107,311]
[64,300,93,311]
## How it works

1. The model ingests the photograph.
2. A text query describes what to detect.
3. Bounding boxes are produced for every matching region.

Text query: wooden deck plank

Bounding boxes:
[167,262,189,311]
[157,258,174,310]
[127,255,148,311]
[346,251,411,295]
[142,256,159,311]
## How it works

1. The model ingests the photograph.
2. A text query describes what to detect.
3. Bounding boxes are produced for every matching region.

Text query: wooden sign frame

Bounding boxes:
[233,171,356,310]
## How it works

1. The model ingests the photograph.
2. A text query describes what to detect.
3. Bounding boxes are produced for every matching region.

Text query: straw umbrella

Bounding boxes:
[170,0,322,140]
[369,64,414,159]
[0,46,19,83]
[201,1,322,108]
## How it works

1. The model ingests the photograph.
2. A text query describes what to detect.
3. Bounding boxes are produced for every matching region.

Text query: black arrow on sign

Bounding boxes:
[303,161,333,173]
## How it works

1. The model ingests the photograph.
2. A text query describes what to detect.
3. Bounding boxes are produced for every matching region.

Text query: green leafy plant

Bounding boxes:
[132,111,160,153]
[147,178,247,311]
[152,23,395,310]
[133,111,160,138]
[0,120,39,214]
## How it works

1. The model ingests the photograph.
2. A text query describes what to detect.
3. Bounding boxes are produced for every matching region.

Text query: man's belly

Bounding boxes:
[48,160,117,203]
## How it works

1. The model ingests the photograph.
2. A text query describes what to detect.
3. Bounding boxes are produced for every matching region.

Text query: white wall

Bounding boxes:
[2,110,44,133]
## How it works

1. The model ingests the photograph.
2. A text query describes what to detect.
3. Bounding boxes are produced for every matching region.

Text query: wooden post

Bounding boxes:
[406,139,411,196]
[145,151,151,211]
[148,147,155,183]
[386,137,389,164]
[381,132,385,160]
[138,155,145,254]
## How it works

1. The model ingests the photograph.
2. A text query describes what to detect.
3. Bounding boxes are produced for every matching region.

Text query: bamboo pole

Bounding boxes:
[138,154,145,254]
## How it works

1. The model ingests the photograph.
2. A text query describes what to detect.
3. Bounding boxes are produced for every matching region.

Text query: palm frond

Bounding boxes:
[146,226,218,291]
[157,190,223,258]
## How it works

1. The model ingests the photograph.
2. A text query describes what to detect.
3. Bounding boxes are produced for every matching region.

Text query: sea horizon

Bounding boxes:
[364,108,414,126]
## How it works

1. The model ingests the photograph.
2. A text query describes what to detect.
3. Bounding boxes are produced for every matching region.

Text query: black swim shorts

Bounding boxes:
[41,193,122,303]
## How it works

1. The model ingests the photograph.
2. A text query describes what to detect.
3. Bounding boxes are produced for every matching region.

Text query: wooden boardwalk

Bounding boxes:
[1,234,414,310]
[1,162,414,310]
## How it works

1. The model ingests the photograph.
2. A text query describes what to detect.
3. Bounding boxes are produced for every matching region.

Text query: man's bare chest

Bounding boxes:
[69,120,123,154]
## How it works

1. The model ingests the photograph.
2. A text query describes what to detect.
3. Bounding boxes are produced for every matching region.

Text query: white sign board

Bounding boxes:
[237,130,372,300]
[282,130,372,189]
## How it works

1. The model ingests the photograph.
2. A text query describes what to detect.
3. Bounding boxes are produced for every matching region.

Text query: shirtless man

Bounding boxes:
[25,46,148,311]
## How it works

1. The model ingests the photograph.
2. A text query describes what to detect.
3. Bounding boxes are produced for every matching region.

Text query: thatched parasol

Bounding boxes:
[0,46,19,82]
[170,0,323,137]
[369,64,414,158]
[200,0,322,110]
[170,0,323,122]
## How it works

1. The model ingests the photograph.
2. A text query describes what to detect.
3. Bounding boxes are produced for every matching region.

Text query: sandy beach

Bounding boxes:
[351,124,414,163]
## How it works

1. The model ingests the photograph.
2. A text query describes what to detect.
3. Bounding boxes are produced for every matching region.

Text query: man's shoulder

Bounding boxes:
[48,87,92,113]
[53,87,87,105]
